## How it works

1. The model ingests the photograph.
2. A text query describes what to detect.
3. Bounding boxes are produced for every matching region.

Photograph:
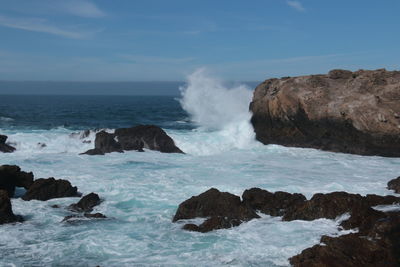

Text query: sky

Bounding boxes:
[0,0,399,81]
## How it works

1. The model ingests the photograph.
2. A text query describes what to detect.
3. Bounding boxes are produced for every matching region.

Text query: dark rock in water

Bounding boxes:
[0,190,23,224]
[173,188,258,232]
[250,69,400,157]
[173,188,259,222]
[183,216,242,233]
[69,193,101,212]
[62,212,107,222]
[22,177,80,201]
[82,125,183,155]
[0,165,34,197]
[388,176,400,193]
[82,140,91,144]
[290,212,400,267]
[242,188,306,216]
[340,205,386,233]
[37,142,46,148]
[0,135,16,153]
[51,204,60,208]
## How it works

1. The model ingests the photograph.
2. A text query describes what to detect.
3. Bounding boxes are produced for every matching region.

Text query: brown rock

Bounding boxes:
[0,190,23,224]
[388,176,400,193]
[183,216,242,233]
[242,188,306,216]
[69,192,101,212]
[0,165,34,197]
[0,135,16,153]
[22,178,80,201]
[250,69,400,157]
[82,125,183,155]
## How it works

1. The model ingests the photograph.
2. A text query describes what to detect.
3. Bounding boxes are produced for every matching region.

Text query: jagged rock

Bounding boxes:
[69,193,101,212]
[0,165,34,197]
[183,216,242,233]
[242,188,306,216]
[0,190,23,224]
[22,178,80,201]
[173,188,259,222]
[290,212,400,267]
[82,125,183,155]
[62,212,107,222]
[0,135,16,153]
[388,176,400,193]
[250,69,400,157]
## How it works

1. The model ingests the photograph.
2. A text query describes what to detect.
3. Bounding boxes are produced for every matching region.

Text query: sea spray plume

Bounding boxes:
[177,69,258,153]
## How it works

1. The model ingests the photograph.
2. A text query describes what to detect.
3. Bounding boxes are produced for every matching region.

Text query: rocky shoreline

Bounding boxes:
[250,69,400,157]
[173,176,400,266]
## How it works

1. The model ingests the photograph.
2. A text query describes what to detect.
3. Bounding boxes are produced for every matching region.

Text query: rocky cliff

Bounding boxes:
[250,69,400,157]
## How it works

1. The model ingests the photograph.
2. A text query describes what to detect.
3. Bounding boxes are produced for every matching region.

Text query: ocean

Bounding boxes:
[1,71,399,266]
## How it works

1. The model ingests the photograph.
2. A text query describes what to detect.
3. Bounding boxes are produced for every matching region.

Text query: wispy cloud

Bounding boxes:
[286,1,306,12]
[0,15,99,39]
[57,0,106,18]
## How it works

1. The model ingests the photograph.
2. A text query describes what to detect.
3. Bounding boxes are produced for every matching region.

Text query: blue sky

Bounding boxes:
[0,0,399,81]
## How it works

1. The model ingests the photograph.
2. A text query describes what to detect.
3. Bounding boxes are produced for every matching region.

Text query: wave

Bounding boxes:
[175,69,259,155]
[0,116,14,122]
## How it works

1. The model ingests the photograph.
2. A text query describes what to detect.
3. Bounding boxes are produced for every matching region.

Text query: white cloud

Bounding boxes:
[0,15,98,39]
[59,0,106,18]
[286,0,306,12]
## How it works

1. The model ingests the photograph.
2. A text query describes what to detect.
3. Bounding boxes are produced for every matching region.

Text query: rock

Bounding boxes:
[183,216,242,233]
[250,69,400,157]
[242,188,306,216]
[0,165,34,197]
[82,125,183,155]
[62,212,107,222]
[173,188,259,222]
[37,142,46,148]
[0,190,23,224]
[69,193,101,212]
[340,205,386,233]
[0,135,16,153]
[283,192,364,221]
[290,212,400,267]
[388,176,400,193]
[22,178,80,201]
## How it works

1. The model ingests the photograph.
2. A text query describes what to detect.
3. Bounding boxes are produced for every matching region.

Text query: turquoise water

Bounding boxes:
[1,72,399,266]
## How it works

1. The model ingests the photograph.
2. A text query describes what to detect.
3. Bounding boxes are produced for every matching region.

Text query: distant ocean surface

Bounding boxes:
[1,72,399,266]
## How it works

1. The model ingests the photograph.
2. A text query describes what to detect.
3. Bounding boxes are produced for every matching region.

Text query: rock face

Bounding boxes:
[83,125,183,155]
[290,212,400,267]
[173,188,259,232]
[69,193,101,212]
[0,135,16,153]
[388,176,400,193]
[250,69,400,157]
[0,190,23,224]
[0,165,34,197]
[22,178,80,201]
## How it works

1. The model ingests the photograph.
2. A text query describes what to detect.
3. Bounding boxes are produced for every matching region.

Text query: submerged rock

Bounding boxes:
[22,177,80,201]
[0,135,16,153]
[69,192,101,212]
[388,176,400,193]
[0,189,23,224]
[173,188,259,232]
[82,125,183,155]
[0,165,34,197]
[62,212,107,222]
[250,69,400,157]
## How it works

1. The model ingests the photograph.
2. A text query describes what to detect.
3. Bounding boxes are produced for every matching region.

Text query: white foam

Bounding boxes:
[176,69,259,155]
[0,116,14,122]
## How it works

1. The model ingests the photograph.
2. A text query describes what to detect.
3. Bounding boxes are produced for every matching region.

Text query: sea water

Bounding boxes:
[1,70,399,266]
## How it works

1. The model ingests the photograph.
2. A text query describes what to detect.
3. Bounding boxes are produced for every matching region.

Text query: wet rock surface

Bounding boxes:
[0,189,23,224]
[173,188,259,232]
[83,125,183,155]
[0,135,16,153]
[0,165,34,197]
[22,177,80,201]
[388,176,400,193]
[250,69,400,157]
[69,193,101,212]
